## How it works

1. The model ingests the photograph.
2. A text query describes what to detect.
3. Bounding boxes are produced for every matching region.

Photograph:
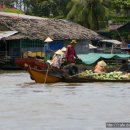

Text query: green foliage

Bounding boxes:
[3,8,24,14]
[2,0,130,32]
[0,0,16,7]
[67,0,109,30]
[109,0,130,19]
[109,16,130,24]
[128,34,130,39]
[22,0,69,18]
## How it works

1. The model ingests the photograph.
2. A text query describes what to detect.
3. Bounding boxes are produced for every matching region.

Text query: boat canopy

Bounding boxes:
[78,53,130,65]
[89,44,97,49]
[100,39,122,45]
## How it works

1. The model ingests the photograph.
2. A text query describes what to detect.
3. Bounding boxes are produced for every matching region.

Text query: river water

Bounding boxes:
[0,71,130,130]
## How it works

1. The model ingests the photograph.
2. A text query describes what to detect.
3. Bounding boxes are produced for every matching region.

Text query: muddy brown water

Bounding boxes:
[0,71,130,130]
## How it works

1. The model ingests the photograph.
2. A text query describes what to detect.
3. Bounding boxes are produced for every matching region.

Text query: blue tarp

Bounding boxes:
[49,41,63,50]
[78,53,130,65]
[44,40,63,52]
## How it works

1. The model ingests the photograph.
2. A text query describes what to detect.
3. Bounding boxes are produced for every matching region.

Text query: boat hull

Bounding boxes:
[16,58,64,83]
[29,68,61,83]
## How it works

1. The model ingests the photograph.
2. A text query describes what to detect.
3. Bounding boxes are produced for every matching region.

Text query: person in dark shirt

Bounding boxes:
[66,40,78,63]
[64,40,79,75]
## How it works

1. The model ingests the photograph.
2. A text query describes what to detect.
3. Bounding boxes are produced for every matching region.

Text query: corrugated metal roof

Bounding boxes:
[0,31,18,39]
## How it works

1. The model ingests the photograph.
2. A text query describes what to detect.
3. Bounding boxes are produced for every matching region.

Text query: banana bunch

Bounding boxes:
[79,70,93,78]
[79,70,130,80]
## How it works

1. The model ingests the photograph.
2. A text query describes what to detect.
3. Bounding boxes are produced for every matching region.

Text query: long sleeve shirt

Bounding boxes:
[66,44,77,63]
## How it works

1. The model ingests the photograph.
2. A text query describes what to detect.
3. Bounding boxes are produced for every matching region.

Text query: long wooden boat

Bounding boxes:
[28,67,62,83]
[16,58,130,83]
[15,58,65,83]
[28,67,130,83]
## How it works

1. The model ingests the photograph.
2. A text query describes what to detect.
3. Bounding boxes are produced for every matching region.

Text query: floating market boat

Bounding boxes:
[26,66,130,83]
[27,66,130,83]
[15,53,130,83]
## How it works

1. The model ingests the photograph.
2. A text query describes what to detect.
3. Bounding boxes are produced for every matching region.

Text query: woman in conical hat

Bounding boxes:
[60,47,66,59]
[51,50,63,68]
[61,47,66,52]
[55,49,63,55]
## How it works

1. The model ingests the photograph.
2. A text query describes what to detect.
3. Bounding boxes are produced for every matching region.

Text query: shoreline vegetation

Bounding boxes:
[0,0,130,32]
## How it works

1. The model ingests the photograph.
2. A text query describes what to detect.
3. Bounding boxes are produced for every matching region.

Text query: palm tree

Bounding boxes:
[1,0,16,7]
[22,0,68,17]
[67,0,109,30]
[39,0,69,17]
[111,0,130,17]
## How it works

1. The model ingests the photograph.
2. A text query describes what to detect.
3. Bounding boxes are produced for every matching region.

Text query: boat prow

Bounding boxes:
[28,67,62,83]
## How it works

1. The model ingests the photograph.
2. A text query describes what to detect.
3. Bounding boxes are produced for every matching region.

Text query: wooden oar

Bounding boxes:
[44,64,50,84]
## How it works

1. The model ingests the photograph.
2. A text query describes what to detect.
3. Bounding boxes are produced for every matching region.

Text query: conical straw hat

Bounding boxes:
[71,40,77,44]
[44,37,53,42]
[61,47,66,52]
[55,50,63,55]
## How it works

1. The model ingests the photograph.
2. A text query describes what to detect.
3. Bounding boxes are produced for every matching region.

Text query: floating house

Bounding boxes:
[0,12,103,69]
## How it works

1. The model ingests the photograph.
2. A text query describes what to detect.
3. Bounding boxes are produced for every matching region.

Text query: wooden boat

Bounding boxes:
[28,66,130,83]
[28,67,62,83]
[15,58,65,83]
[16,58,130,83]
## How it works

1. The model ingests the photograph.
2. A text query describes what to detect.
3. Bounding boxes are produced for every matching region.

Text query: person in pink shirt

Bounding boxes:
[66,40,78,63]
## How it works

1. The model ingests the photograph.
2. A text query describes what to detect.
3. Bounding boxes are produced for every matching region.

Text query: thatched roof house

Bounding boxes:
[0,12,104,69]
[0,12,102,40]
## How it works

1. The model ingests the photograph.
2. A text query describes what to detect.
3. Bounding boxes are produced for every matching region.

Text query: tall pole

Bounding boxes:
[111,44,114,54]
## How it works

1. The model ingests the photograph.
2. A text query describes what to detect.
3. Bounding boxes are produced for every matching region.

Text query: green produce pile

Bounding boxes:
[79,70,130,80]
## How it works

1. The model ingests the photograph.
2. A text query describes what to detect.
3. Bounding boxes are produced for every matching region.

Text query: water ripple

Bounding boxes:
[0,71,130,130]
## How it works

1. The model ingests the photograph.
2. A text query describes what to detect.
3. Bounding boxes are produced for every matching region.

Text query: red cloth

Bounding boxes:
[65,44,77,63]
